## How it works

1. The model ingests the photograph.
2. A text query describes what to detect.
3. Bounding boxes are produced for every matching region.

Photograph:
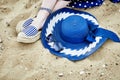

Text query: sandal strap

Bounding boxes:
[40,7,52,14]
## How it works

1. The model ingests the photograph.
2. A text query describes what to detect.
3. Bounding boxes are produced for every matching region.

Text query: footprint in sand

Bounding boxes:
[0,7,11,14]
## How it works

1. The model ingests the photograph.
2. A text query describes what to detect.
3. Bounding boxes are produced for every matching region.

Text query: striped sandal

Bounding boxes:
[16,18,33,33]
[16,7,52,43]
[17,26,41,43]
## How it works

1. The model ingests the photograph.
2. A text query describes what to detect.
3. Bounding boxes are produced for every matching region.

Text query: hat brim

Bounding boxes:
[41,8,107,61]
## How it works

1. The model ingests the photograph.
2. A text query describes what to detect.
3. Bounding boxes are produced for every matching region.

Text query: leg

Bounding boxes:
[16,0,57,33]
[52,0,70,12]
[31,0,70,30]
[31,0,58,30]
[17,0,70,43]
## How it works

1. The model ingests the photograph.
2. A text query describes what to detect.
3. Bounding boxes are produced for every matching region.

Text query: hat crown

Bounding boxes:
[60,15,89,43]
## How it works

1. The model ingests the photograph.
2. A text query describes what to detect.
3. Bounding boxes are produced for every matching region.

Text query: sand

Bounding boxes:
[0,0,120,80]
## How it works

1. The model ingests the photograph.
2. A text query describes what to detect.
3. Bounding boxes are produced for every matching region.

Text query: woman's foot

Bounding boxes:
[16,18,33,33]
[17,26,41,43]
[16,7,51,43]
[16,0,70,43]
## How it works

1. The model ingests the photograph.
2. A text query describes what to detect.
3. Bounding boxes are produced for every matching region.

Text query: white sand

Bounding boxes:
[0,0,120,80]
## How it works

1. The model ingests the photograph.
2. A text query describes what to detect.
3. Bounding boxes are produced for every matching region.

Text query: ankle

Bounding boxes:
[29,7,52,30]
[37,11,49,19]
[31,18,45,30]
[40,7,52,14]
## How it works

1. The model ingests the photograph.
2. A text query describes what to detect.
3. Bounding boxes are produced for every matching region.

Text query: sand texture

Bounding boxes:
[0,0,120,80]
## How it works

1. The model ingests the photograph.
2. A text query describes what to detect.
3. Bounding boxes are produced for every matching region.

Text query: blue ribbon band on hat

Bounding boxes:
[46,34,63,52]
[94,28,120,42]
[46,27,120,52]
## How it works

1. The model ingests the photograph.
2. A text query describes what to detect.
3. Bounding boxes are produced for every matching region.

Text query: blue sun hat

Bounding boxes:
[41,8,120,61]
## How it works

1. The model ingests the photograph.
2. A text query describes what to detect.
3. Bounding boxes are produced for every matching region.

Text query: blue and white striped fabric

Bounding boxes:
[23,18,33,28]
[23,26,38,36]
